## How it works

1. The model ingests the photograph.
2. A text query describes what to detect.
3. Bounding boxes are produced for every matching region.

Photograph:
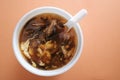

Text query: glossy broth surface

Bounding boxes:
[20,13,77,70]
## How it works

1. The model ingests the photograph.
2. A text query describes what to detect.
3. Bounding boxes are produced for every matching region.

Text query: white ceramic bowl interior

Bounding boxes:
[13,6,83,76]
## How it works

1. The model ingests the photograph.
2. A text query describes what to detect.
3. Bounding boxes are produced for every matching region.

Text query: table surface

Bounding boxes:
[0,0,120,80]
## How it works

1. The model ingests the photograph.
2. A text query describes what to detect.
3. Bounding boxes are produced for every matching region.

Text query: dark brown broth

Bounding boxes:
[19,13,77,70]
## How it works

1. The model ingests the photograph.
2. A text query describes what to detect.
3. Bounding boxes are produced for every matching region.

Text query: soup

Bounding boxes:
[19,13,77,70]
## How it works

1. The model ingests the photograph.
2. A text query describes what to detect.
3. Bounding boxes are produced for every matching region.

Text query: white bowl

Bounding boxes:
[13,6,83,76]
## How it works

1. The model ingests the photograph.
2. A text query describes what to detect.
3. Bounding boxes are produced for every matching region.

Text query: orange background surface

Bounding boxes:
[0,0,120,80]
